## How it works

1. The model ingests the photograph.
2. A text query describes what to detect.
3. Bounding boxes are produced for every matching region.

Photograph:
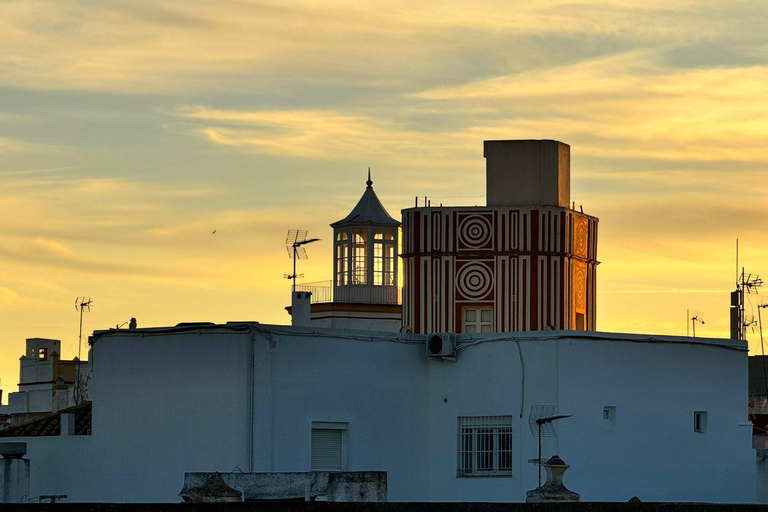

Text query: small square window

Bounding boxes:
[694,411,707,433]
[38,348,47,361]
[311,421,348,471]
[462,307,493,334]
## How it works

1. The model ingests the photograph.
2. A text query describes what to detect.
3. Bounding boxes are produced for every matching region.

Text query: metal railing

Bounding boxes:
[293,280,401,305]
[293,281,334,303]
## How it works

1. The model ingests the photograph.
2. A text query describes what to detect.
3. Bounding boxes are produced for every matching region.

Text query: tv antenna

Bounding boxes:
[732,240,763,340]
[528,405,572,488]
[691,315,705,338]
[74,297,92,405]
[735,270,762,340]
[284,230,320,290]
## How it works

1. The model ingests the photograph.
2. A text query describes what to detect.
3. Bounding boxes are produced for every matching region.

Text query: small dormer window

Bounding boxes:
[38,348,47,361]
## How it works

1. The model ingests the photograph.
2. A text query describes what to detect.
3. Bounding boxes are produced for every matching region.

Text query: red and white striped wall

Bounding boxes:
[401,206,598,334]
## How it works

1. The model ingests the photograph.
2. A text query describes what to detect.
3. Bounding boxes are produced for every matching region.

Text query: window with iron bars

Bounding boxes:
[457,416,513,477]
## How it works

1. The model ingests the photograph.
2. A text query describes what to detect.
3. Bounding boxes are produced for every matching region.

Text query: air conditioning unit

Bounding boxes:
[426,333,456,359]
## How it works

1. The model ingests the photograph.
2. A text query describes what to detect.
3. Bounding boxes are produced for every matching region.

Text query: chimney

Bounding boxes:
[291,291,312,327]
[60,412,75,436]
[484,140,570,207]
[52,377,69,413]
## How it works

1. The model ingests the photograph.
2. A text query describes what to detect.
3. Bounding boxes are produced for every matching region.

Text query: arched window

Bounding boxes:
[374,230,395,286]
[352,229,367,284]
[335,231,349,286]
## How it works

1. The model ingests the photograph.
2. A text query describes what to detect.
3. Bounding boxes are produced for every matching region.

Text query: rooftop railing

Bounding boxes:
[293,280,401,305]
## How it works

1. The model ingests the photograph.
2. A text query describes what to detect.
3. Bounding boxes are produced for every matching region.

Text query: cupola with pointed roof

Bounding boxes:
[331,170,400,304]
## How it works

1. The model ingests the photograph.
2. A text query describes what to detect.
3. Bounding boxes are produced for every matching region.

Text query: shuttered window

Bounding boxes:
[311,422,347,471]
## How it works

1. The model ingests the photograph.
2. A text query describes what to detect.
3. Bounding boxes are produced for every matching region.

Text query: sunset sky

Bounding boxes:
[2,0,768,400]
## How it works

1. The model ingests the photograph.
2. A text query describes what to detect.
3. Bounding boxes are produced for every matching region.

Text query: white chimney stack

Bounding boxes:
[291,291,312,327]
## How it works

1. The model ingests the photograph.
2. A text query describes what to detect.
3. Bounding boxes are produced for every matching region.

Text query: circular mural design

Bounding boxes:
[575,221,587,257]
[456,262,494,300]
[458,214,493,249]
[574,266,586,309]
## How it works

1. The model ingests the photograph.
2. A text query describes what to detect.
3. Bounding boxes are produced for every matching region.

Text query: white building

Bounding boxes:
[0,139,758,503]
[6,338,91,426]
[0,324,755,503]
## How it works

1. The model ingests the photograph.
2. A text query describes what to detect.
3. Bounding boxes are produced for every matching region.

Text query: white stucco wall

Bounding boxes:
[420,332,753,502]
[90,327,254,501]
[10,324,755,503]
[309,313,402,332]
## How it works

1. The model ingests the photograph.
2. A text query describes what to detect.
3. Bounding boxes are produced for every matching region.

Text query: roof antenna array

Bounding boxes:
[731,239,763,340]
[527,405,572,489]
[74,297,92,405]
[284,229,320,291]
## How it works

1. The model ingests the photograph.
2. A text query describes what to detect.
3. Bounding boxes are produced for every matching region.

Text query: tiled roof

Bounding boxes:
[0,402,91,437]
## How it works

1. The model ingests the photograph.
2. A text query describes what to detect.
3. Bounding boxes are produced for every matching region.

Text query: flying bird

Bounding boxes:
[212,230,217,234]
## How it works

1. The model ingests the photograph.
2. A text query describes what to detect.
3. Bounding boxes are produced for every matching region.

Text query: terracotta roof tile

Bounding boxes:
[0,402,91,437]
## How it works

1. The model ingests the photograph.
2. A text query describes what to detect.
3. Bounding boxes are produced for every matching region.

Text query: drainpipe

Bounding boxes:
[247,329,255,472]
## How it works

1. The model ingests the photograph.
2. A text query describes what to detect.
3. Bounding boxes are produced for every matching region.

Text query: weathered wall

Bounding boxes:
[1,458,30,503]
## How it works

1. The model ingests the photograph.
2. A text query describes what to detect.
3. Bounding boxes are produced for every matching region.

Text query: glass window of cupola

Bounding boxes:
[335,230,349,286]
[352,229,368,285]
[374,229,395,286]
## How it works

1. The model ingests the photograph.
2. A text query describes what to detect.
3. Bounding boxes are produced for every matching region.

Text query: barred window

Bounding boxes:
[457,416,513,477]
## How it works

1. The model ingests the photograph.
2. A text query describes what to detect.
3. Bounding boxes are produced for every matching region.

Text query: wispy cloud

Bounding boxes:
[2,0,764,93]
[167,106,476,168]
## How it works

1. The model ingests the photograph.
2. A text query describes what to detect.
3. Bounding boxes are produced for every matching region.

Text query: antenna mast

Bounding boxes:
[74,297,92,405]
[284,230,320,290]
[691,316,705,338]
[733,268,762,340]
[527,405,572,489]
[731,240,762,340]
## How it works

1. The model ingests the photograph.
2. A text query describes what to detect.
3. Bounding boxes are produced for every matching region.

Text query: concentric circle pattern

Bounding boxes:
[458,214,492,249]
[456,262,494,300]
[574,266,586,309]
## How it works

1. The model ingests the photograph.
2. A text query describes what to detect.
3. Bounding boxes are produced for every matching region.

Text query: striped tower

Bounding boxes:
[401,140,598,334]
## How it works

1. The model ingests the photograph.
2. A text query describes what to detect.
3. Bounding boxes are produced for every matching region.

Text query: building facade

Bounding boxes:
[7,338,91,426]
[0,139,758,504]
[402,140,598,334]
[0,324,755,503]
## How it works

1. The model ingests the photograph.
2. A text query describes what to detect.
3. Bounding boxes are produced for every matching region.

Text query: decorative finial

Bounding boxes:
[366,167,373,189]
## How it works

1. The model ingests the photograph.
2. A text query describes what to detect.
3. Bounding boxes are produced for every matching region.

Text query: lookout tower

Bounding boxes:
[289,170,403,331]
[330,170,401,305]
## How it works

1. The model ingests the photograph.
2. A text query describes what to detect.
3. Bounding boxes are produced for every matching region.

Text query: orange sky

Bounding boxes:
[3,0,768,401]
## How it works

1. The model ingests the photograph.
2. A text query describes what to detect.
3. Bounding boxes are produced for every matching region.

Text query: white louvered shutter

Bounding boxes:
[311,428,343,470]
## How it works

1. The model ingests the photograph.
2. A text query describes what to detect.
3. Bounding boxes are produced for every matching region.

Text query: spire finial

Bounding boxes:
[366,167,373,189]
